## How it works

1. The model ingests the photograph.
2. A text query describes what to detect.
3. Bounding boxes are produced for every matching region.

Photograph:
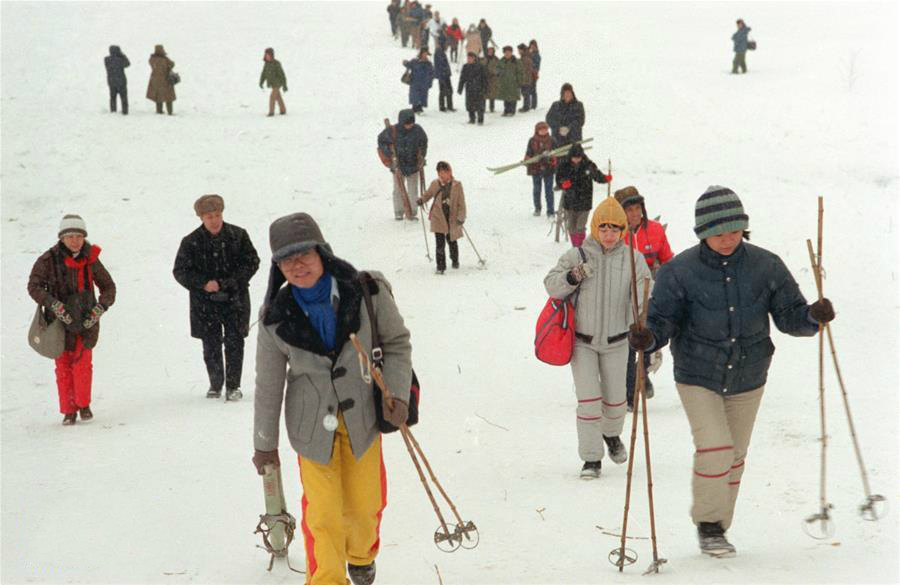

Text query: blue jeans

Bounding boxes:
[532,174,555,214]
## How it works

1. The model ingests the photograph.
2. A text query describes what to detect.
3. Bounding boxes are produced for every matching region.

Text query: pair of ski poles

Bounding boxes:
[415,168,486,268]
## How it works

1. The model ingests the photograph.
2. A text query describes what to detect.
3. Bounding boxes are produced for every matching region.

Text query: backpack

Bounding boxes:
[534,247,586,365]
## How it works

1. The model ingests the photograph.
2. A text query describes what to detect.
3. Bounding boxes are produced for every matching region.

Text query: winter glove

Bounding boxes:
[559,126,570,137]
[50,300,73,325]
[628,324,655,352]
[416,198,424,206]
[382,397,409,428]
[283,86,288,92]
[648,350,663,374]
[809,298,835,324]
[252,449,280,475]
[604,173,613,183]
[568,262,594,284]
[560,179,573,190]
[82,304,106,329]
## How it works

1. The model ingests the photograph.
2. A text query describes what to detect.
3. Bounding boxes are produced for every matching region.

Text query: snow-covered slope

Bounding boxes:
[2,2,898,583]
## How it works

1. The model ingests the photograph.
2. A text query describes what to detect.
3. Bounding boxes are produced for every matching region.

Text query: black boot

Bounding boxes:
[62,413,77,426]
[348,562,376,585]
[603,435,628,464]
[79,406,93,421]
[207,387,222,399]
[698,522,736,557]
[580,460,601,479]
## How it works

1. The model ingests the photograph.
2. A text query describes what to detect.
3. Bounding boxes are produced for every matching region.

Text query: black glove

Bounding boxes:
[628,324,655,351]
[252,449,280,475]
[809,298,835,323]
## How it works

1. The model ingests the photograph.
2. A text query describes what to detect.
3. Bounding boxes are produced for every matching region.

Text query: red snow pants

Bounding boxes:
[54,336,92,414]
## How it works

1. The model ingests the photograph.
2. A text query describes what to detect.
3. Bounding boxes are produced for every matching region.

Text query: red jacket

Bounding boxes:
[624,220,673,270]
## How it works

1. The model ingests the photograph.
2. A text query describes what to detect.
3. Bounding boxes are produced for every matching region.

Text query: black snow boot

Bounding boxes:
[207,387,222,399]
[348,561,376,585]
[226,387,243,401]
[62,413,77,426]
[79,406,93,421]
[603,435,628,464]
[580,460,601,479]
[698,522,736,558]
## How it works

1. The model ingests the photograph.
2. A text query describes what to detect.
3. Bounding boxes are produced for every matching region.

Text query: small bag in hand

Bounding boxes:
[534,248,587,365]
[401,69,412,85]
[167,70,181,85]
[28,305,65,359]
[747,39,757,51]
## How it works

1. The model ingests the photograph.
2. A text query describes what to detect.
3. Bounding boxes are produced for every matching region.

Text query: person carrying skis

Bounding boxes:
[259,47,288,116]
[546,82,585,146]
[377,109,428,220]
[434,39,455,112]
[104,45,130,115]
[525,121,557,216]
[28,214,116,425]
[555,144,612,247]
[173,195,260,401]
[403,48,434,113]
[496,45,523,116]
[457,51,487,125]
[614,185,674,411]
[417,161,467,274]
[628,186,836,557]
[544,197,652,479]
[252,212,412,585]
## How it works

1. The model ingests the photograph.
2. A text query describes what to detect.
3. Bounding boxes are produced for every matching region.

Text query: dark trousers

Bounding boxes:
[626,346,652,406]
[435,232,459,271]
[109,86,128,114]
[201,319,245,391]
[155,101,173,115]
[468,107,485,124]
[389,16,398,36]
[532,174,555,213]
[450,44,459,63]
[520,86,534,111]
[503,100,516,115]
[438,78,454,110]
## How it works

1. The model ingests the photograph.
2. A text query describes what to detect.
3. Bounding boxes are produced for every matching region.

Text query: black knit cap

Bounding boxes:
[694,186,749,239]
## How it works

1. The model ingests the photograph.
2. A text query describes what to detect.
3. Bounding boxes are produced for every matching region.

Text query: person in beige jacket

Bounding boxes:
[544,197,651,479]
[417,161,467,274]
[252,213,412,585]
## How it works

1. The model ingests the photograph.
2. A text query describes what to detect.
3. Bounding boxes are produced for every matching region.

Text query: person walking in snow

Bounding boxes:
[731,19,752,74]
[387,0,401,38]
[104,45,130,115]
[496,45,523,116]
[434,40,455,112]
[259,47,288,116]
[544,197,651,478]
[377,109,428,220]
[28,215,116,425]
[173,195,260,401]
[628,186,836,557]
[615,186,674,411]
[528,39,541,108]
[457,51,487,124]
[464,24,482,59]
[446,18,463,63]
[403,48,434,113]
[417,161,467,274]
[517,43,535,113]
[481,46,499,113]
[525,121,557,216]
[546,82,585,146]
[555,144,612,246]
[425,10,445,50]
[146,44,176,115]
[252,213,412,585]
[477,19,493,56]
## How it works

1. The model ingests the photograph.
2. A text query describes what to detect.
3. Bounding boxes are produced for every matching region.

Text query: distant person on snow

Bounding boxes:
[481,46,499,113]
[457,51,487,125]
[555,143,612,246]
[477,18,493,56]
[28,215,116,426]
[403,47,434,113]
[259,47,288,117]
[377,108,428,220]
[517,43,535,113]
[528,39,541,108]
[546,82,585,146]
[426,10,445,50]
[418,161,467,274]
[544,197,652,479]
[252,213,412,585]
[173,195,260,401]
[732,19,751,74]
[104,45,130,115]
[628,187,835,557]
[496,45,523,116]
[464,24,482,58]
[615,185,674,411]
[434,40,455,112]
[146,44,176,115]
[446,17,463,63]
[387,0,401,38]
[525,121,557,216]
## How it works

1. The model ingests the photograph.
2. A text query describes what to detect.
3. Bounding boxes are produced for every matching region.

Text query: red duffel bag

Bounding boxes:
[534,297,576,365]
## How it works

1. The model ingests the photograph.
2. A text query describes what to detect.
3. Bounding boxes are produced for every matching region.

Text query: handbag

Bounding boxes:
[747,39,757,51]
[167,70,181,85]
[401,69,412,85]
[358,272,420,433]
[534,248,586,365]
[28,304,65,359]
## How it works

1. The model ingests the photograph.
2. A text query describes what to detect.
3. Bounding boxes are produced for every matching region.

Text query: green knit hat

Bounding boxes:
[694,186,748,239]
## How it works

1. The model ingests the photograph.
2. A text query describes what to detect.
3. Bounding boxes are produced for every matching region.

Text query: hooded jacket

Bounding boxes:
[555,152,609,212]
[377,109,428,176]
[146,45,175,102]
[525,121,557,176]
[546,85,585,144]
[104,45,130,89]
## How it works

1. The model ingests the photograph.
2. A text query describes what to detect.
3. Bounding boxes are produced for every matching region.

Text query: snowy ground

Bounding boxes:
[2,1,899,584]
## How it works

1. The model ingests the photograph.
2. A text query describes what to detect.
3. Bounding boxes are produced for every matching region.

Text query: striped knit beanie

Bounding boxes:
[58,214,87,238]
[694,186,748,239]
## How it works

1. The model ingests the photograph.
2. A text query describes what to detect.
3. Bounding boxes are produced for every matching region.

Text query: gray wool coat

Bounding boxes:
[544,238,652,347]
[253,265,412,465]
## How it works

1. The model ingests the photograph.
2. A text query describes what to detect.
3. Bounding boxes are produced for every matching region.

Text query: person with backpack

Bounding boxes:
[27,215,117,425]
[252,212,412,585]
[546,83,585,146]
[104,45,130,115]
[259,47,288,116]
[146,44,175,115]
[555,144,612,247]
[525,121,557,216]
[457,51,487,125]
[417,161,467,274]
[377,109,428,220]
[544,197,652,478]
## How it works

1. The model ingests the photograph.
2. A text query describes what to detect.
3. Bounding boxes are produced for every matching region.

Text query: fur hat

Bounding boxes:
[58,214,87,238]
[694,186,748,239]
[614,186,644,209]
[194,194,225,217]
[589,197,627,242]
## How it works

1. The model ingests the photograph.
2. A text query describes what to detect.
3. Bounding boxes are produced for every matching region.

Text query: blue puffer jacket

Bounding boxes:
[645,241,817,395]
[405,58,434,107]
[732,26,751,52]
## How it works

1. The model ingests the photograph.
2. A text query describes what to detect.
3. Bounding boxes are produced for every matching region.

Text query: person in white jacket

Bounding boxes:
[544,197,652,478]
[425,11,445,49]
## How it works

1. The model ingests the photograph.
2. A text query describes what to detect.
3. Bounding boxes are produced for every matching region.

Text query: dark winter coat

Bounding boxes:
[146,50,176,102]
[496,56,523,101]
[434,49,451,81]
[404,57,434,107]
[555,156,608,211]
[478,23,492,52]
[732,25,751,52]
[481,55,499,99]
[457,62,487,110]
[531,50,542,73]
[646,241,818,396]
[525,128,557,176]
[546,98,585,145]
[409,3,424,23]
[377,109,428,177]
[259,59,287,89]
[173,223,260,339]
[28,241,117,352]
[104,45,130,89]
[519,53,535,88]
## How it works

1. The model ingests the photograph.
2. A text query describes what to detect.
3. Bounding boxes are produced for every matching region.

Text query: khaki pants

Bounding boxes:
[566,209,590,236]
[268,87,286,115]
[732,51,747,73]
[392,171,419,219]
[571,340,629,461]
[677,383,764,530]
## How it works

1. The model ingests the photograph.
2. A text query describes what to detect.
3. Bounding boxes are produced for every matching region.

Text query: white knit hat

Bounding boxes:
[58,214,87,238]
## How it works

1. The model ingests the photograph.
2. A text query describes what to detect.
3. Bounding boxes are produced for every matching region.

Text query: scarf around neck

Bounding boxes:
[290,274,337,351]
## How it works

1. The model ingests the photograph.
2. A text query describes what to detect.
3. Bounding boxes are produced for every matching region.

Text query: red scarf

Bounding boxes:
[64,245,102,292]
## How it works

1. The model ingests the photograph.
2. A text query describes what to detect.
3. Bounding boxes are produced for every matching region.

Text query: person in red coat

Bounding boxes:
[615,186,674,410]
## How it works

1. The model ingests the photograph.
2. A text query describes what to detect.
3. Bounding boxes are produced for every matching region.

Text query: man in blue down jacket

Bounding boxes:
[628,186,835,558]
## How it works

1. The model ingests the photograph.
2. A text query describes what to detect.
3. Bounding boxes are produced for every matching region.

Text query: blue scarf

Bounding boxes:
[290,274,337,351]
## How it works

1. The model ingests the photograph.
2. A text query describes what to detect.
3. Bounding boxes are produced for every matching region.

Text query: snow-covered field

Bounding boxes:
[2,1,898,583]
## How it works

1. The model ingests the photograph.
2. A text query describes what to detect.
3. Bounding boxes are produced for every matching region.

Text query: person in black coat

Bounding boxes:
[104,45,130,115]
[546,82,585,146]
[555,144,611,246]
[173,195,260,400]
[434,42,455,112]
[628,186,835,556]
[377,109,429,219]
[457,52,487,124]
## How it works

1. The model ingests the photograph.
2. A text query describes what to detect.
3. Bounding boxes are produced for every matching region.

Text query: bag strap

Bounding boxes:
[358,271,384,368]
[572,246,588,308]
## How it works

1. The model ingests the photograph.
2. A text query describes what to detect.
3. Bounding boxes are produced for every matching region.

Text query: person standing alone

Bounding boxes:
[731,19,751,74]
[104,45,130,115]
[259,47,288,116]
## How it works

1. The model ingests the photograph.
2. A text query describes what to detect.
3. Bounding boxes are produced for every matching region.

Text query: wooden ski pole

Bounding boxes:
[815,197,829,521]
[607,158,612,197]
[418,162,432,261]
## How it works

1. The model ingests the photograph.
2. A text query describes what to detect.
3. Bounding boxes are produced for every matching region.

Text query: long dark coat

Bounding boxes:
[457,62,487,110]
[104,46,130,89]
[546,99,586,145]
[405,58,434,107]
[147,51,176,102]
[173,223,260,339]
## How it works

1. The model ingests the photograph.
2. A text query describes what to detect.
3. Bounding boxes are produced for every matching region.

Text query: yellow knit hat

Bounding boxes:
[589,196,627,242]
